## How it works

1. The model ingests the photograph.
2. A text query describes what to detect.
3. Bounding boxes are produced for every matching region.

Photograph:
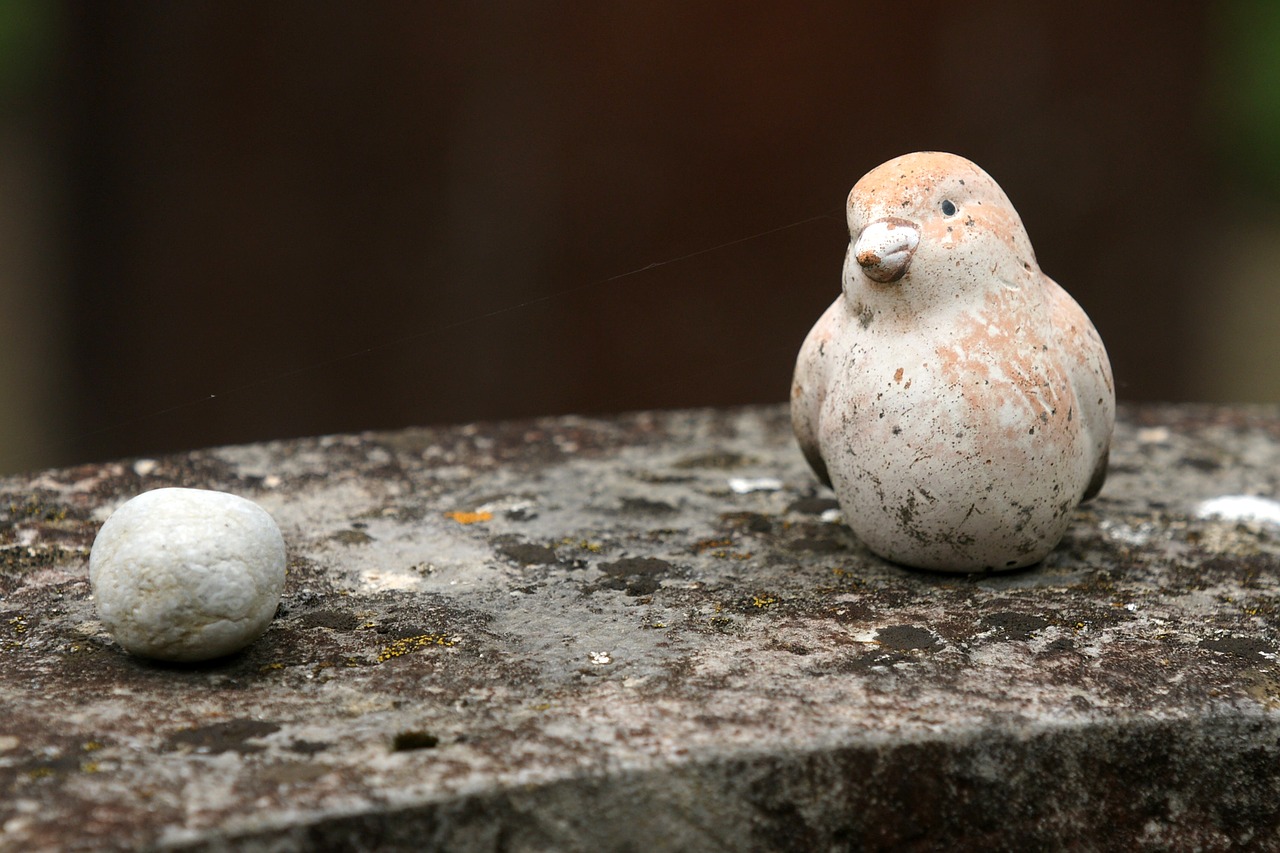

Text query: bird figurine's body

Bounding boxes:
[791,152,1114,572]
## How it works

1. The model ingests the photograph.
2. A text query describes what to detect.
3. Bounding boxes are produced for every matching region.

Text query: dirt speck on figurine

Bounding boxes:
[791,151,1115,572]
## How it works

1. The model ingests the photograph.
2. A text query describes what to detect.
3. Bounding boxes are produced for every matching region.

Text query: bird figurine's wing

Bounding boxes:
[1042,275,1115,502]
[791,298,846,489]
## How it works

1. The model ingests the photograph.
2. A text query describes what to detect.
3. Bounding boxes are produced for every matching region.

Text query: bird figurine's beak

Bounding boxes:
[854,217,920,283]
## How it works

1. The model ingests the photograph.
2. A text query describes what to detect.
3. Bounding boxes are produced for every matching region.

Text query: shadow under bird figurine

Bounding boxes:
[791,151,1114,572]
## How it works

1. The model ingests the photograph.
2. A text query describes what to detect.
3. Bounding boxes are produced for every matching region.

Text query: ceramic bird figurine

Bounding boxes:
[791,152,1114,572]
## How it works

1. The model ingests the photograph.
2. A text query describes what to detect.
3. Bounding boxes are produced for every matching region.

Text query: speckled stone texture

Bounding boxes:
[1,404,1278,851]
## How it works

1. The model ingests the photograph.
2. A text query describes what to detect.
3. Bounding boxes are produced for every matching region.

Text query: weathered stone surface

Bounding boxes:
[1,404,1278,851]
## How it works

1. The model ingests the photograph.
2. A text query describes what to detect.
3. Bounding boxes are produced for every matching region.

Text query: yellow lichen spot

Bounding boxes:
[751,595,778,609]
[259,662,285,673]
[10,497,66,522]
[829,568,864,587]
[80,762,101,774]
[445,511,493,525]
[532,702,551,712]
[378,633,457,663]
[708,548,752,560]
[557,536,603,553]
[26,767,54,780]
[81,741,103,752]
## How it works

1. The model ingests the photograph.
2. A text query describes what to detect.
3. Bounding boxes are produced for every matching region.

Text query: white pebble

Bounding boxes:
[1195,494,1280,526]
[728,477,783,494]
[89,488,286,662]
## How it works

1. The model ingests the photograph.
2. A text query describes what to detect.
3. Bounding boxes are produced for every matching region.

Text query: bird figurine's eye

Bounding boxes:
[940,199,957,217]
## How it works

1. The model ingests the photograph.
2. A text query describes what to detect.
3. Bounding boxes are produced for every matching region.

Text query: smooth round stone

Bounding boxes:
[89,488,286,662]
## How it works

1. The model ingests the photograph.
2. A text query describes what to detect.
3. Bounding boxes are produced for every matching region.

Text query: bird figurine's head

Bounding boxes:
[843,152,1038,310]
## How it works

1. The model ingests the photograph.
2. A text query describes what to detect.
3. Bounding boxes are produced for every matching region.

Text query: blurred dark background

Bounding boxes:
[2,1,1278,474]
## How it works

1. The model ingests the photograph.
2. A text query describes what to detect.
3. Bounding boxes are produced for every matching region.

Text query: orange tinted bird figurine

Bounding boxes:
[791,152,1114,571]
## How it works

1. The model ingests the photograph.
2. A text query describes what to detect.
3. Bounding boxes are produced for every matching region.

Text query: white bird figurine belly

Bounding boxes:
[791,152,1114,572]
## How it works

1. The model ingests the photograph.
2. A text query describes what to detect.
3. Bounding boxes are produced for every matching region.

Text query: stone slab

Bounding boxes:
[1,404,1279,851]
